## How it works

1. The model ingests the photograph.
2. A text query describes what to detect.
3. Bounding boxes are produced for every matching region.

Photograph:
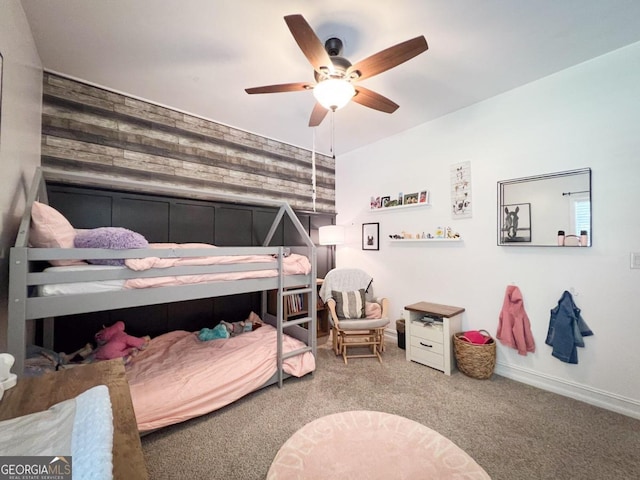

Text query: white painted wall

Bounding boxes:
[0,1,43,350]
[336,41,640,418]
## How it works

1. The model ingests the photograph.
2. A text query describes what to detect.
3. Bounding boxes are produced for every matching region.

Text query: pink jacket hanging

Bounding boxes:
[496,285,535,355]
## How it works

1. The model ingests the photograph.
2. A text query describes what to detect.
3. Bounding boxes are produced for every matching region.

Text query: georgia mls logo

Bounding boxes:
[0,455,72,479]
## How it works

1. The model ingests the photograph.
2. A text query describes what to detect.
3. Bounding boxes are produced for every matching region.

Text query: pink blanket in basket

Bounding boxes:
[123,243,311,289]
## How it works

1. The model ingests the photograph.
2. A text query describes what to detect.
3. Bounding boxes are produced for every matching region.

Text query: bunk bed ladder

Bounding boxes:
[264,203,317,388]
[278,285,315,386]
[274,254,284,387]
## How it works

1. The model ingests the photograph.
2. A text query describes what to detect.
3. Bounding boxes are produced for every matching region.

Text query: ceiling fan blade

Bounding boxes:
[309,103,329,127]
[347,36,428,82]
[352,86,399,113]
[285,14,333,75]
[245,82,312,94]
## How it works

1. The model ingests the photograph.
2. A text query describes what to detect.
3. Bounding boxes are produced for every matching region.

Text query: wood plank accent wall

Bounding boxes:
[40,72,335,213]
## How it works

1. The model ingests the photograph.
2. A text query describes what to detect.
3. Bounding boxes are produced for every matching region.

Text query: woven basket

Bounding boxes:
[453,330,496,379]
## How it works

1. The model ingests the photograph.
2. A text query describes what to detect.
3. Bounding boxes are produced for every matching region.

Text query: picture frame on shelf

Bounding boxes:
[403,192,419,205]
[362,223,380,251]
[369,189,431,210]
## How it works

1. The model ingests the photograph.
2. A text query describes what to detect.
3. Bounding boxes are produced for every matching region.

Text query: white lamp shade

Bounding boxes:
[313,79,355,111]
[319,225,345,245]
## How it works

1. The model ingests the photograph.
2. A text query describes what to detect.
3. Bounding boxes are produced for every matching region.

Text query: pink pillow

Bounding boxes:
[365,302,382,319]
[29,201,85,266]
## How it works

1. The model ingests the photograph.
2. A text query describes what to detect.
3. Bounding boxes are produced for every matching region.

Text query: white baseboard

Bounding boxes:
[494,362,640,420]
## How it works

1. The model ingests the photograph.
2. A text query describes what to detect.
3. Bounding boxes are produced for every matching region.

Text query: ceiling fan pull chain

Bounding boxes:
[331,111,336,160]
[312,128,317,212]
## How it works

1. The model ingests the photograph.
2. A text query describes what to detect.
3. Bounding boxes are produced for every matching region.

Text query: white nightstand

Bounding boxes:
[404,301,465,375]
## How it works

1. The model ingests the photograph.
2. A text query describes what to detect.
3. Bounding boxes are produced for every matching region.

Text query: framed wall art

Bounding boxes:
[500,203,532,243]
[451,161,473,219]
[362,223,379,251]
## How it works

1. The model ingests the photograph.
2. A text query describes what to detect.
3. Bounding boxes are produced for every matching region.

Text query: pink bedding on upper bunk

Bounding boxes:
[125,324,315,432]
[123,243,312,289]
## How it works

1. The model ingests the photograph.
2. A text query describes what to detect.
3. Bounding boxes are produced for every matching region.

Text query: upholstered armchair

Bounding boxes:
[319,268,390,364]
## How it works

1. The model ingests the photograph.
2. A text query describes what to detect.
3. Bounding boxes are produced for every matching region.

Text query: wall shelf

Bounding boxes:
[389,238,462,243]
[370,202,431,213]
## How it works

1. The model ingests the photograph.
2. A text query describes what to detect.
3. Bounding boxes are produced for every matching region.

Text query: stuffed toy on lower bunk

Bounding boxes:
[93,321,150,363]
[198,311,264,341]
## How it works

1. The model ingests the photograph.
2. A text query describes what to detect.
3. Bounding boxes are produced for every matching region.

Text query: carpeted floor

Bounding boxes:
[141,338,640,479]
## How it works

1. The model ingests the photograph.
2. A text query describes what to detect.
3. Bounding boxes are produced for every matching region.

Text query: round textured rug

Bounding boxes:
[267,410,490,479]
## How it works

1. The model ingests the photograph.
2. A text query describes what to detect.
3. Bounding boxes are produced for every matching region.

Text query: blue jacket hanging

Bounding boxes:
[545,291,593,364]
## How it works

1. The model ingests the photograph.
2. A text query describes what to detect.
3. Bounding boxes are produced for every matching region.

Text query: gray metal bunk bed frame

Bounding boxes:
[8,168,317,382]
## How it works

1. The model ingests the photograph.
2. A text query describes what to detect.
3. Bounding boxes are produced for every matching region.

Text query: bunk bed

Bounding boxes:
[8,167,318,429]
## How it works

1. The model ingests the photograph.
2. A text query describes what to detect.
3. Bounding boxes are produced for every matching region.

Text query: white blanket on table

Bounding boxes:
[0,385,114,480]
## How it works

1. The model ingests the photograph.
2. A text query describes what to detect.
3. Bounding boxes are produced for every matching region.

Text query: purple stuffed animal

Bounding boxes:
[94,321,149,363]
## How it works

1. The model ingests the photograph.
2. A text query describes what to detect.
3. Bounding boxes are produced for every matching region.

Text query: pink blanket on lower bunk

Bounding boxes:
[123,243,311,289]
[125,324,315,432]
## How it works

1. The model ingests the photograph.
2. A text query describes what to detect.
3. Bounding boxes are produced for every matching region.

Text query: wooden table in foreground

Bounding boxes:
[0,359,148,480]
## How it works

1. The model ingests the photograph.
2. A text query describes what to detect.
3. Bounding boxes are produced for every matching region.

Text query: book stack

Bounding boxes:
[287,293,305,314]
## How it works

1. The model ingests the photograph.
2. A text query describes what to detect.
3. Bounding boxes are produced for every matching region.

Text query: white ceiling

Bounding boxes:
[20,0,640,156]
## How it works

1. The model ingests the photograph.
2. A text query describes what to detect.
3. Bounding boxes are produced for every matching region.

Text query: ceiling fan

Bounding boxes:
[245,14,428,127]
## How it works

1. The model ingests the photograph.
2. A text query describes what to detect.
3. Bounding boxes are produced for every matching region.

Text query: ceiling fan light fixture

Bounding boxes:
[313,79,355,111]
[246,15,428,127]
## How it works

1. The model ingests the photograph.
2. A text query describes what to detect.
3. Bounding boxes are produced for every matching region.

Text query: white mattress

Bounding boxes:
[38,265,126,296]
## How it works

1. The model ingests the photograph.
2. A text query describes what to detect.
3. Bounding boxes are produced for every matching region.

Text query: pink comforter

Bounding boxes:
[126,324,315,432]
[123,243,312,289]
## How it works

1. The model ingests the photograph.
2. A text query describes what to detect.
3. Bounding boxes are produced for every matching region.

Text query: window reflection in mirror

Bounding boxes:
[497,168,591,247]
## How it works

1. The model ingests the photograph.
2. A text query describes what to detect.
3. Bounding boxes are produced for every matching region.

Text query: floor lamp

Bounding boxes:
[318,225,345,272]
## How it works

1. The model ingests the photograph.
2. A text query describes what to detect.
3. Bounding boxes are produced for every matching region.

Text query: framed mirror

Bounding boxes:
[497,168,591,247]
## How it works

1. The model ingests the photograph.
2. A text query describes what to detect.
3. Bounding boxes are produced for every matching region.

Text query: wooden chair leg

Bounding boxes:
[336,327,387,364]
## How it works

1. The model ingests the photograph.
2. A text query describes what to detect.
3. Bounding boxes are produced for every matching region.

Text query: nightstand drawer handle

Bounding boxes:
[420,342,433,348]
